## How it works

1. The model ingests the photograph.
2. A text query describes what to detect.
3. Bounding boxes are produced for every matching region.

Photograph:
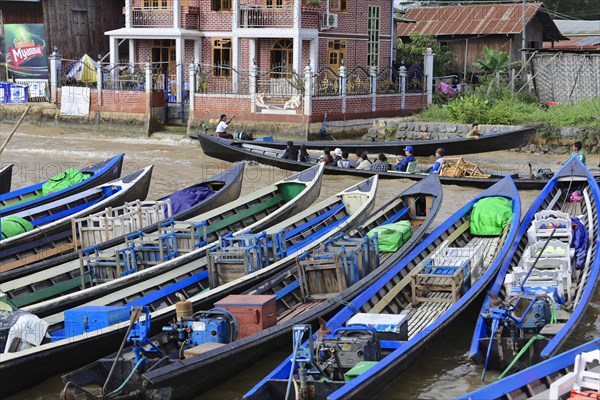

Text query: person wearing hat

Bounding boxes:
[395,145,416,172]
[332,148,343,164]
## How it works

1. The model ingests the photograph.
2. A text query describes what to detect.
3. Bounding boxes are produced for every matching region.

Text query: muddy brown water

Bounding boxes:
[1,126,598,399]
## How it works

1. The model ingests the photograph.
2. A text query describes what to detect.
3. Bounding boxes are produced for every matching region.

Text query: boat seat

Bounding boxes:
[548,350,600,399]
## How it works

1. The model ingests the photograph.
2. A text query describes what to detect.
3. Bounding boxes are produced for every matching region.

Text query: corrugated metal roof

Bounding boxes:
[544,36,600,49]
[553,20,600,36]
[397,2,546,36]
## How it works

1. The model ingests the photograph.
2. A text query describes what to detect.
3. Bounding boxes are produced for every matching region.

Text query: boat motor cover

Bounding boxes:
[1,215,34,239]
[166,186,215,215]
[42,168,91,196]
[367,220,412,252]
[470,196,513,236]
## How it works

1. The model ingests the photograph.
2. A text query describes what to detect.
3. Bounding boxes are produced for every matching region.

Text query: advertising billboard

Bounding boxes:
[4,23,49,80]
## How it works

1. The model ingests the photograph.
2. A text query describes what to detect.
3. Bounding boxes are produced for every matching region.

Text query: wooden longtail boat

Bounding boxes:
[0,166,154,272]
[61,175,442,400]
[194,126,536,156]
[1,164,322,312]
[244,176,521,400]
[0,154,124,216]
[0,172,370,399]
[470,157,600,379]
[460,339,600,400]
[0,163,13,194]
[0,163,244,286]
[198,134,564,190]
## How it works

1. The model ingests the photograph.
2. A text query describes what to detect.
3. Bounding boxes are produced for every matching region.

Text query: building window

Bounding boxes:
[211,0,231,11]
[329,0,346,12]
[270,39,293,78]
[266,0,284,8]
[367,5,380,68]
[152,39,176,72]
[143,0,170,9]
[71,10,88,37]
[328,40,346,71]
[213,38,232,77]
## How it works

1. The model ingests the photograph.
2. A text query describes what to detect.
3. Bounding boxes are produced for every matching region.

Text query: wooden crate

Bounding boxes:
[411,263,465,305]
[440,157,491,178]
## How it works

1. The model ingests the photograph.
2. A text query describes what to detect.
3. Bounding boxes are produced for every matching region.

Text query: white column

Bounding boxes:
[232,0,239,30]
[175,37,184,102]
[399,65,406,111]
[424,47,434,106]
[309,38,318,71]
[97,62,103,106]
[109,37,118,81]
[232,37,240,92]
[293,36,301,74]
[129,40,136,74]
[248,38,256,70]
[303,65,312,116]
[293,0,301,30]
[194,40,202,64]
[370,65,377,112]
[189,63,196,112]
[124,0,132,28]
[339,65,346,114]
[145,61,152,95]
[49,49,60,103]
[173,0,181,29]
[250,63,258,113]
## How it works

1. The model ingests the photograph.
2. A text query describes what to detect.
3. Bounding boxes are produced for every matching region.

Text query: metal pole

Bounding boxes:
[521,0,527,69]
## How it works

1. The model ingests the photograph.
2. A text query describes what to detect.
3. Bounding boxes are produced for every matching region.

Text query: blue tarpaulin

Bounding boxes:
[166,186,215,215]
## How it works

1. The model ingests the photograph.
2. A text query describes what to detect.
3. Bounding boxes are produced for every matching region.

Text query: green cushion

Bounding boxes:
[470,196,513,236]
[1,215,34,239]
[367,220,413,253]
[42,168,91,196]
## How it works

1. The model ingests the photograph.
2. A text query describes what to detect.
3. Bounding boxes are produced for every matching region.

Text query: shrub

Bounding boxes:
[447,95,490,123]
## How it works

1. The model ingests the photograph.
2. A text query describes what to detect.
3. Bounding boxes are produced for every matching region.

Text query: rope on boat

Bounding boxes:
[497,334,547,380]
[106,357,145,398]
[285,327,306,400]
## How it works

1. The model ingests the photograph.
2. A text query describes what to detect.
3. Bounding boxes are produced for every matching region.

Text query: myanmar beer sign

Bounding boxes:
[4,24,49,79]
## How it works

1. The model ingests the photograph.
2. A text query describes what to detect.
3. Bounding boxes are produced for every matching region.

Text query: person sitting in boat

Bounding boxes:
[466,123,480,139]
[319,148,334,165]
[355,151,372,170]
[395,145,416,172]
[429,148,446,174]
[371,153,390,172]
[215,114,235,139]
[281,141,299,161]
[561,141,587,165]
[298,145,311,163]
[336,150,357,169]
[332,148,343,164]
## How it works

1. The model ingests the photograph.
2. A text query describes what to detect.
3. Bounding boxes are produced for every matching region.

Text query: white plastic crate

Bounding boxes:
[527,210,571,243]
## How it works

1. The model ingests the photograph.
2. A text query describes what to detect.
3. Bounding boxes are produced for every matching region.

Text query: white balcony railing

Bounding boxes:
[132,6,174,28]
[239,4,294,28]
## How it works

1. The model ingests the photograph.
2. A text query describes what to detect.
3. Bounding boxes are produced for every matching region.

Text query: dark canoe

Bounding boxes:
[0,171,356,399]
[0,164,13,194]
[1,165,322,314]
[194,127,536,156]
[0,166,154,273]
[0,154,124,216]
[198,134,559,190]
[58,177,378,400]
[95,174,444,400]
[0,163,244,285]
[469,157,600,373]
[459,339,600,400]
[244,176,521,400]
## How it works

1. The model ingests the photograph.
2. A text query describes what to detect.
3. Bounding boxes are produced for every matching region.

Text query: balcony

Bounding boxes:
[238,4,294,28]
[132,6,174,28]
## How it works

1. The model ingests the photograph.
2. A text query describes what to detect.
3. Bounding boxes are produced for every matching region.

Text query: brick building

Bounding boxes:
[106,0,395,103]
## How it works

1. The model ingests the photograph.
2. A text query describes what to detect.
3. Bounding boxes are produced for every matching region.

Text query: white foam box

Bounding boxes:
[347,313,408,341]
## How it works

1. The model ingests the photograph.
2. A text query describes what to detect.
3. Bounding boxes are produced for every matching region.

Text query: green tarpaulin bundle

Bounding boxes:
[1,215,34,239]
[367,220,413,253]
[470,196,513,236]
[42,168,91,196]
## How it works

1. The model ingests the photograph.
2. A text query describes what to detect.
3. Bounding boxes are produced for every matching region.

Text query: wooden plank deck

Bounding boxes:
[277,300,325,324]
[407,292,452,339]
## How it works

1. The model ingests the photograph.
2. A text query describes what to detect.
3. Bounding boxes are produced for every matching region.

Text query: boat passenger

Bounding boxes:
[215,114,235,139]
[429,148,446,174]
[320,148,334,165]
[298,145,311,163]
[566,141,587,165]
[355,151,372,170]
[466,123,480,139]
[332,148,343,164]
[371,153,390,172]
[281,141,299,161]
[395,145,416,172]
[336,151,357,169]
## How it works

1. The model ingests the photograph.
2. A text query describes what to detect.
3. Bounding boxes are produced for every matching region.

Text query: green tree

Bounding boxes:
[396,32,454,76]
[473,46,520,95]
